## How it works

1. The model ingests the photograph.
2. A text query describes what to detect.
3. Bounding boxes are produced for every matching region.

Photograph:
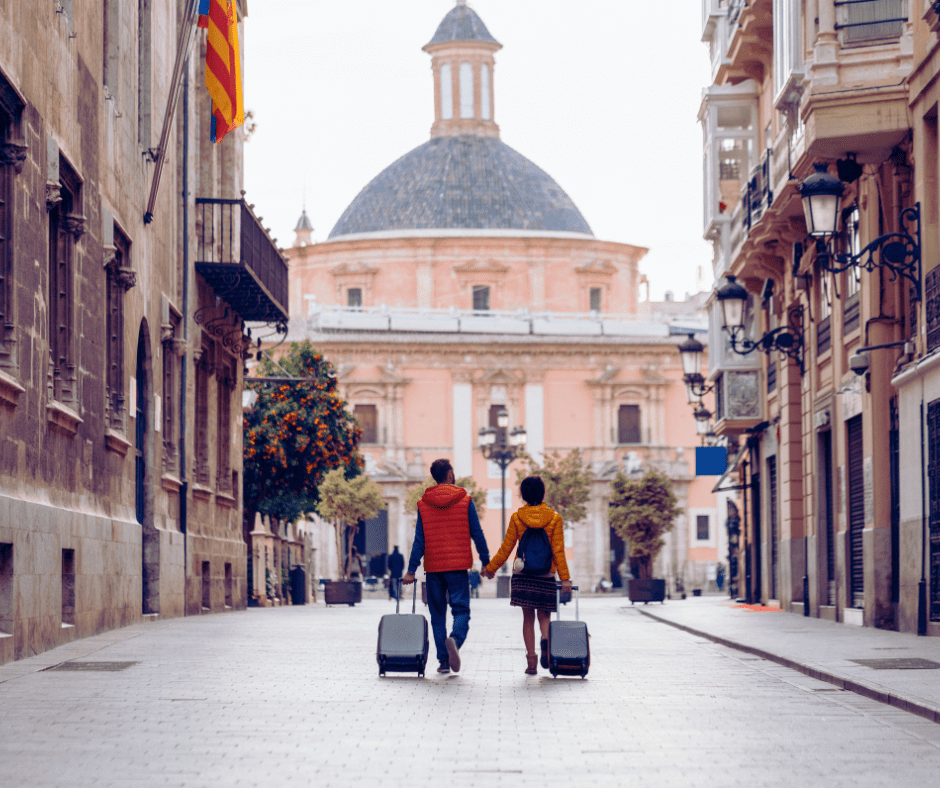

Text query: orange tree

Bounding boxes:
[243,340,363,535]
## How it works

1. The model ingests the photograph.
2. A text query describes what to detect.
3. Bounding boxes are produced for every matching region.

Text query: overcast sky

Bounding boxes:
[242,1,713,302]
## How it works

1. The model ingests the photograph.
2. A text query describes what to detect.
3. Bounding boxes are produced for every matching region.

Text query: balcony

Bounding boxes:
[194,198,289,326]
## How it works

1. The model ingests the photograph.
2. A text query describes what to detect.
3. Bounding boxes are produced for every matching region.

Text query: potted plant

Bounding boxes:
[316,468,386,606]
[609,469,681,605]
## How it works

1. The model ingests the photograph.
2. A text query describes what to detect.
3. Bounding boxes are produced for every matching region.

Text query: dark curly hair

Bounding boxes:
[430,458,454,484]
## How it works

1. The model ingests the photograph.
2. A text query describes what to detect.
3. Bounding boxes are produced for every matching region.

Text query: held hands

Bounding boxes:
[401,572,416,585]
[480,568,496,579]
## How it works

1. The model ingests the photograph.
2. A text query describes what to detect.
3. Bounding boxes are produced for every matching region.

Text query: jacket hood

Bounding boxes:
[420,484,468,509]
[516,503,556,528]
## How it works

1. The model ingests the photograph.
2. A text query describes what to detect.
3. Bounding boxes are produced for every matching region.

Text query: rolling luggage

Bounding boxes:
[377,579,429,677]
[548,584,589,679]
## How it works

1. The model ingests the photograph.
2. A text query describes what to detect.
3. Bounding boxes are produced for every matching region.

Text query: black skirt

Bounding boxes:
[510,573,557,612]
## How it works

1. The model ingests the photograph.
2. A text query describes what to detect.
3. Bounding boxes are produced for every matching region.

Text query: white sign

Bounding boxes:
[486,488,511,510]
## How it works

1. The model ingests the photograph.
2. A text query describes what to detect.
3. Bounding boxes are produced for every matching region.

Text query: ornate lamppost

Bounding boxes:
[478,409,526,581]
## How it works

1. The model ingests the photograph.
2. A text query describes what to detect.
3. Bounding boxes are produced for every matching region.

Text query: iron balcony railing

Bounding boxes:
[194,197,289,326]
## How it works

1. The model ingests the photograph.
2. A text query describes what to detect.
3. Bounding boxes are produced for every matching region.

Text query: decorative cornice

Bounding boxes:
[114,267,137,291]
[102,245,117,268]
[0,367,25,408]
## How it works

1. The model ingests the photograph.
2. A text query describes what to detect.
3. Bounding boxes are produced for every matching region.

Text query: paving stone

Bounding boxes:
[0,597,939,787]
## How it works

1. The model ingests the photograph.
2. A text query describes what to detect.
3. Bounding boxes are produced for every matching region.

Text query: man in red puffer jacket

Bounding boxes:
[402,459,490,675]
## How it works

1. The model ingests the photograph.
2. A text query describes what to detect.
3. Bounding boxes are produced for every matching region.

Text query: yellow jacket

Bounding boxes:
[486,503,570,582]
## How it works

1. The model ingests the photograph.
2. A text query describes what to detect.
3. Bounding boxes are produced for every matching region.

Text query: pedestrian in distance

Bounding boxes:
[481,476,571,675]
[345,546,365,582]
[402,459,490,674]
[468,565,481,599]
[388,545,404,600]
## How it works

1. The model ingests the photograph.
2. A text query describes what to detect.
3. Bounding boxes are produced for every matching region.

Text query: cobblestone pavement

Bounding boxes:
[2,597,940,788]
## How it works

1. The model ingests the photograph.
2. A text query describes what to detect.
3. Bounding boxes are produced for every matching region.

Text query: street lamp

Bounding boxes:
[715,275,805,375]
[693,404,712,444]
[678,333,713,403]
[798,163,922,302]
[478,409,526,571]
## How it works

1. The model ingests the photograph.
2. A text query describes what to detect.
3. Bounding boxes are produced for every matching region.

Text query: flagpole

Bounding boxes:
[144,0,200,224]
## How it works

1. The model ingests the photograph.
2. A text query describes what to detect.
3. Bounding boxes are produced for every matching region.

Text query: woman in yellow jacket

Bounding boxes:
[482,476,572,675]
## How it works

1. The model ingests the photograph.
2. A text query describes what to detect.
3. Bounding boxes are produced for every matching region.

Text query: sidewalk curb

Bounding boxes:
[634,606,940,725]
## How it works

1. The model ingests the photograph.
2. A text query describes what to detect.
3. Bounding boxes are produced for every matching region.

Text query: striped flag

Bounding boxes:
[205,0,243,143]
[197,0,210,28]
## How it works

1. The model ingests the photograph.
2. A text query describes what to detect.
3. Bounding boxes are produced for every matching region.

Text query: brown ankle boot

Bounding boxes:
[525,654,538,675]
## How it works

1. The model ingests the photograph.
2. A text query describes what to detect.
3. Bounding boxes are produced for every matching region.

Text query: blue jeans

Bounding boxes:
[425,570,471,663]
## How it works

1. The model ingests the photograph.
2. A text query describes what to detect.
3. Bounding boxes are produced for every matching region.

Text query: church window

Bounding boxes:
[460,62,474,119]
[354,404,378,444]
[589,287,602,312]
[440,64,453,120]
[618,404,641,444]
[481,64,491,120]
[347,287,362,308]
[217,356,235,495]
[105,228,132,431]
[48,159,82,406]
[472,285,490,311]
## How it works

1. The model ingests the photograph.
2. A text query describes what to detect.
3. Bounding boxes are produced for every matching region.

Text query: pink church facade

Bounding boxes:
[277,3,721,593]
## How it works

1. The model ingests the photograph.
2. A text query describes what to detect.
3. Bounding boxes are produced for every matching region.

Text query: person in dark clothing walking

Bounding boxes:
[402,459,489,675]
[388,545,404,599]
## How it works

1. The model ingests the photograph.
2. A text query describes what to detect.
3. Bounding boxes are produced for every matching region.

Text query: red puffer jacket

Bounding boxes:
[417,484,472,573]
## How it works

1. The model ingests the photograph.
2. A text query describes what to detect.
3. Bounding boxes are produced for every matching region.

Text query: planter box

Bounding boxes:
[324,580,362,606]
[628,578,666,604]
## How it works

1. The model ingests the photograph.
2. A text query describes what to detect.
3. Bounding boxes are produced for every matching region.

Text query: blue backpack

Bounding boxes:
[517,527,553,576]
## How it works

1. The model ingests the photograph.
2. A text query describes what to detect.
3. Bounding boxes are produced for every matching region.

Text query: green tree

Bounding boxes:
[514,449,591,524]
[404,476,486,518]
[609,469,681,580]
[243,341,363,536]
[316,468,386,579]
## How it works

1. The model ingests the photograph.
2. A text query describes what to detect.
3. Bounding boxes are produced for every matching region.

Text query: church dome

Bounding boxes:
[327,3,593,240]
[329,136,593,239]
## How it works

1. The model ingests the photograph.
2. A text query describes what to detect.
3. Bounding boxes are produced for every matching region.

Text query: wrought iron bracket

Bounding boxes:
[683,372,714,398]
[816,203,921,303]
[727,306,805,375]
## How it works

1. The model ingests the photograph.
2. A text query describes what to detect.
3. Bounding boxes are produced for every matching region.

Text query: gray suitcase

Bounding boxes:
[377,580,429,677]
[548,584,589,678]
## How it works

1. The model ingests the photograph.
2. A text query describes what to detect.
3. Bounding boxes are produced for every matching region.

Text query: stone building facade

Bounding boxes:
[0,0,287,664]
[698,0,940,634]
[281,3,721,594]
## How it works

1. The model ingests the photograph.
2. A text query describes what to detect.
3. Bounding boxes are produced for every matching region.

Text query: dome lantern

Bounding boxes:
[423,2,502,140]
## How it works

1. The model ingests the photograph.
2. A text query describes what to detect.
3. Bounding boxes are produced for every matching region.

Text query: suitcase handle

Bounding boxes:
[555,583,579,622]
[394,578,417,615]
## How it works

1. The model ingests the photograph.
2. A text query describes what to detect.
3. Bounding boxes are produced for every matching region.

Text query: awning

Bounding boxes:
[711,442,749,494]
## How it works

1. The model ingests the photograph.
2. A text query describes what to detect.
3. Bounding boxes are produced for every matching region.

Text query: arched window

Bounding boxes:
[459,62,474,119]
[481,64,491,120]
[440,63,453,120]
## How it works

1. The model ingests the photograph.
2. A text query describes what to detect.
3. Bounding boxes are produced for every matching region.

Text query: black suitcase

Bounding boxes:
[377,580,429,677]
[548,584,589,679]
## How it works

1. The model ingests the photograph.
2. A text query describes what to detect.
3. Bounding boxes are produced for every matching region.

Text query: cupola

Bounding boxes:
[294,208,314,246]
[423,1,502,139]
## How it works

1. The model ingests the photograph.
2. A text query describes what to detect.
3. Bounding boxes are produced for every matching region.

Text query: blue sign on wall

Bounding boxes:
[696,446,727,476]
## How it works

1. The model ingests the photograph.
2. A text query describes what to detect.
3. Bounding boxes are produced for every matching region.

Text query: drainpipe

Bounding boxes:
[179,57,191,595]
[919,399,927,635]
